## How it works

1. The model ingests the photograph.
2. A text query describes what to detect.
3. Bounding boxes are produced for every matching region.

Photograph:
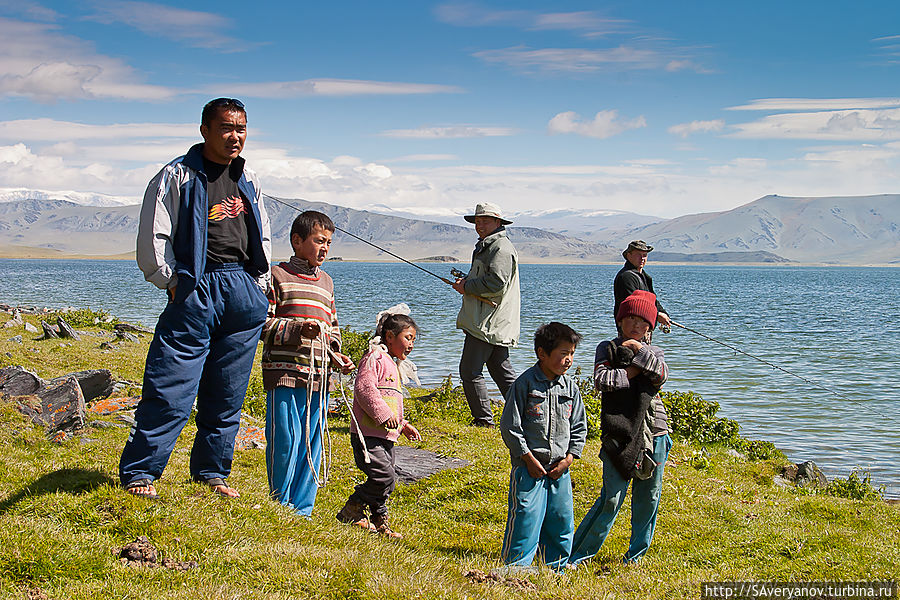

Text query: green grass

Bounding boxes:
[1,315,898,599]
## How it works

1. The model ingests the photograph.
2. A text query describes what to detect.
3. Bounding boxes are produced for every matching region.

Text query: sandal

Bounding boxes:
[201,477,239,498]
[125,478,158,500]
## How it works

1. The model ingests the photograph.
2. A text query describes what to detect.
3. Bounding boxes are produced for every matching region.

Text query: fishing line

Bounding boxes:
[668,320,864,406]
[263,193,497,307]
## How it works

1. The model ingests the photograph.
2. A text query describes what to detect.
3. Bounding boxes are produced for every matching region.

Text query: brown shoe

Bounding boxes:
[336,499,374,531]
[371,513,402,539]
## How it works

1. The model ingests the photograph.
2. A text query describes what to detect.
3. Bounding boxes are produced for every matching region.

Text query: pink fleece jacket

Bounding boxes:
[351,348,407,442]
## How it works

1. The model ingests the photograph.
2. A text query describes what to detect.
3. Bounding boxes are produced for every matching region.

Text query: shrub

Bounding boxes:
[404,376,471,425]
[52,308,119,330]
[575,375,602,440]
[660,390,740,446]
[340,325,371,368]
[737,438,784,461]
[824,470,884,501]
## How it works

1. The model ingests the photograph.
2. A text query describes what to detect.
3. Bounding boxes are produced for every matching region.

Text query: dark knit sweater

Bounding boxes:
[261,257,342,391]
[613,261,667,319]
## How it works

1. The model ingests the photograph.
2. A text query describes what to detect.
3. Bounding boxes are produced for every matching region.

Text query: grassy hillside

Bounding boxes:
[0,314,897,599]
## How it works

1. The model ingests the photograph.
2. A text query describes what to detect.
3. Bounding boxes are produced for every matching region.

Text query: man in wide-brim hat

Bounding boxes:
[613,240,670,336]
[452,202,520,427]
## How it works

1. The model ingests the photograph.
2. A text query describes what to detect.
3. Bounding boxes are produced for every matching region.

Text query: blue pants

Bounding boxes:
[501,466,574,572]
[119,264,268,486]
[570,433,672,564]
[265,386,326,516]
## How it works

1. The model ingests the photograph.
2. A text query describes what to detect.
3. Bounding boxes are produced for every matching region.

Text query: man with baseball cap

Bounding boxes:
[614,241,670,338]
[452,202,521,427]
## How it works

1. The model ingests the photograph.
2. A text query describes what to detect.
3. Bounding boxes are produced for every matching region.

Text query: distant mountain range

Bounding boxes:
[0,188,135,208]
[0,191,897,265]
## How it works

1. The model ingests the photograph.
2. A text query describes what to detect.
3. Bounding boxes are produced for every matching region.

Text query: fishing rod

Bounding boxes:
[667,320,859,405]
[263,194,497,307]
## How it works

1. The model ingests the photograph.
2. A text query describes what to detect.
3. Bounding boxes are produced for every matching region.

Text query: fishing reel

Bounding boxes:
[450,268,467,280]
[659,324,671,334]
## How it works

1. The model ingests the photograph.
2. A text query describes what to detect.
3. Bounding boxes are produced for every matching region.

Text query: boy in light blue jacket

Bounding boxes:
[499,322,587,572]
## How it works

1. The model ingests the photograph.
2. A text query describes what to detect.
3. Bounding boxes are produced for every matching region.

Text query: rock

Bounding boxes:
[99,341,119,350]
[51,369,114,402]
[23,322,39,334]
[114,323,153,335]
[40,321,59,339]
[0,365,43,396]
[116,330,139,343]
[772,475,791,488]
[392,445,470,484]
[235,424,265,450]
[33,376,86,435]
[87,396,141,415]
[781,463,800,482]
[56,316,80,340]
[796,460,828,488]
[7,335,22,344]
[3,311,23,328]
[726,448,746,460]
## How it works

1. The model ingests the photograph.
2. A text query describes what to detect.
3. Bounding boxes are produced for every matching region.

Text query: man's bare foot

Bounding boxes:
[202,477,239,498]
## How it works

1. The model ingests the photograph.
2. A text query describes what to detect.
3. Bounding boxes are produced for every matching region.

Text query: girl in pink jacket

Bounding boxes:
[337,307,421,537]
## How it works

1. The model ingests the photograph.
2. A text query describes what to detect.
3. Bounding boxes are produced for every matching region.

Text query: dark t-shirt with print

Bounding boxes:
[204,156,250,264]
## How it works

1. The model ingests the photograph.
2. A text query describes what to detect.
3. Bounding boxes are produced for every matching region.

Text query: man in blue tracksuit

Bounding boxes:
[119,98,271,499]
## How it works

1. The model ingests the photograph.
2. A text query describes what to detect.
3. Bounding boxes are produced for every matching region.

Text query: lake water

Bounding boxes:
[1,258,897,497]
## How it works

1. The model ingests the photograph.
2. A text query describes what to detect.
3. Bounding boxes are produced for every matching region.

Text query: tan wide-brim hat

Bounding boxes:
[622,240,653,259]
[464,202,513,225]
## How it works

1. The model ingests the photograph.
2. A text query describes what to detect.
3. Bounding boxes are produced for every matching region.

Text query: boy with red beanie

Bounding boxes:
[569,289,670,566]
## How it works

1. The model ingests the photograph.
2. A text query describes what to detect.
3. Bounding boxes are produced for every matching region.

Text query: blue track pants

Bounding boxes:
[119,263,268,486]
[570,433,672,564]
[501,466,574,572]
[265,386,326,516]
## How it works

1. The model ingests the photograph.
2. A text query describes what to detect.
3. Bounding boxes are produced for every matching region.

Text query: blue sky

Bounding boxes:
[2,0,900,219]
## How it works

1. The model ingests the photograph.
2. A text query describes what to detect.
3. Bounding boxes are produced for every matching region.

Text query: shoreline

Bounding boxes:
[0,253,897,268]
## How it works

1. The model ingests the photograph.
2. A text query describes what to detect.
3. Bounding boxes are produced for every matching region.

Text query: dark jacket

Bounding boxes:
[613,261,666,319]
[136,144,271,302]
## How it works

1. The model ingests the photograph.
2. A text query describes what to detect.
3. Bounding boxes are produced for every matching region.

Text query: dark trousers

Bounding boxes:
[349,435,396,517]
[119,263,268,486]
[458,332,517,425]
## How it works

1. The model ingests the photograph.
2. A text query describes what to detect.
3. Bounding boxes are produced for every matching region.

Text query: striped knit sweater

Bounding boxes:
[261,257,342,391]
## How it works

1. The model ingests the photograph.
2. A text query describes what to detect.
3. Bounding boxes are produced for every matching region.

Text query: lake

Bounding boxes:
[1,258,897,497]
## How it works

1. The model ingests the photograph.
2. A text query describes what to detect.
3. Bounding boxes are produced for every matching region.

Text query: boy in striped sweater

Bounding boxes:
[262,210,354,516]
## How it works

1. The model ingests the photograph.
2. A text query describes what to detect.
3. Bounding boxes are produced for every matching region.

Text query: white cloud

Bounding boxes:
[379,125,515,139]
[0,17,175,101]
[0,0,59,21]
[435,3,628,38]
[728,98,900,111]
[729,108,900,140]
[219,78,461,98]
[472,44,709,75]
[86,1,245,51]
[668,119,725,138]
[381,154,459,163]
[548,110,646,138]
[0,118,195,142]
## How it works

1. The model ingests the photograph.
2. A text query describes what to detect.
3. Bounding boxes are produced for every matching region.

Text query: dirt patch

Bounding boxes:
[464,569,536,590]
[118,536,198,571]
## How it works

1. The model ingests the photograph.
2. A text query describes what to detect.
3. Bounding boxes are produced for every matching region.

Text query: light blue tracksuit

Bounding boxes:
[499,364,587,572]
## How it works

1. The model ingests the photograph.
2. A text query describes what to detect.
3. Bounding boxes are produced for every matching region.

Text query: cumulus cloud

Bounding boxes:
[220,79,462,98]
[379,125,515,139]
[729,108,900,140]
[548,110,646,138]
[668,119,725,138]
[85,1,245,51]
[0,17,175,101]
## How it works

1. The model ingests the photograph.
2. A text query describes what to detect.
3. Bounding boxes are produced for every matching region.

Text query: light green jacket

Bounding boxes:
[456,228,520,347]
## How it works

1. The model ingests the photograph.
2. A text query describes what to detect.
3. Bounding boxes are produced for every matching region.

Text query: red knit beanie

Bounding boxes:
[616,290,658,329]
